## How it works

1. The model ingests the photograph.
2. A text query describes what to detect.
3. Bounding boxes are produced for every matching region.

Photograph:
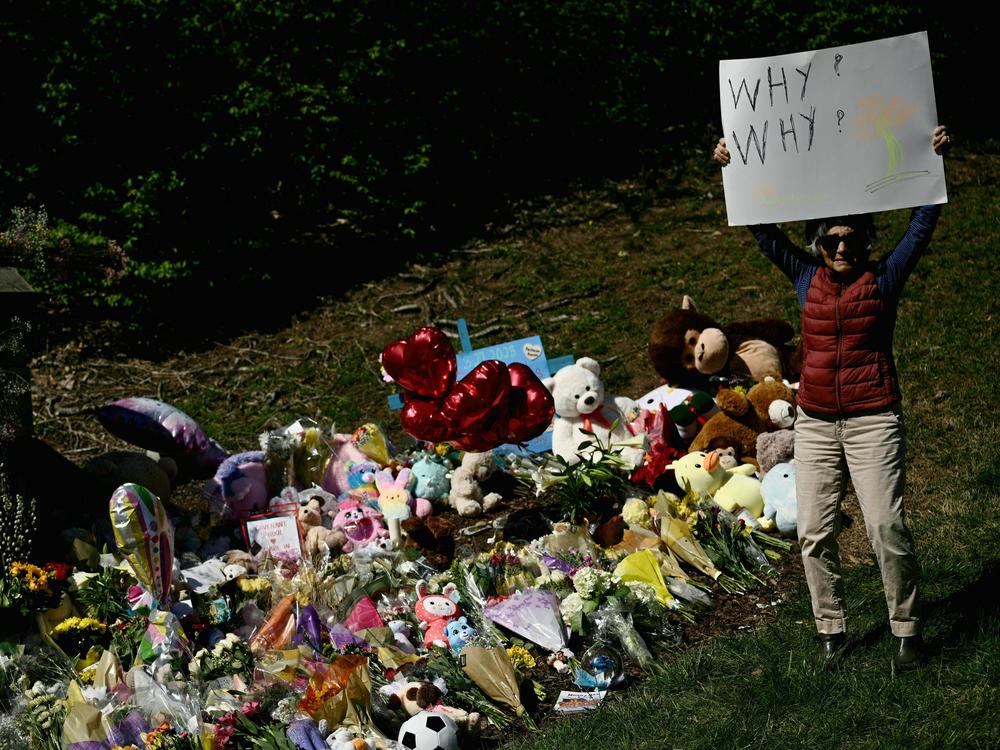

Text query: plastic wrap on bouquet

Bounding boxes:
[298,654,374,730]
[589,598,653,670]
[484,588,568,652]
[109,483,174,608]
[250,594,298,653]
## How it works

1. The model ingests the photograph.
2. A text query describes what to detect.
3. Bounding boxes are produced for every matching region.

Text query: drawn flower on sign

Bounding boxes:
[853,93,916,176]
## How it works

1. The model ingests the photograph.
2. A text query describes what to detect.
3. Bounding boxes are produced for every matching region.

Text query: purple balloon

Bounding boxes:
[95,397,228,478]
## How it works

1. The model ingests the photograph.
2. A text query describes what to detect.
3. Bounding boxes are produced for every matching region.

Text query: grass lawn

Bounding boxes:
[30,138,1000,750]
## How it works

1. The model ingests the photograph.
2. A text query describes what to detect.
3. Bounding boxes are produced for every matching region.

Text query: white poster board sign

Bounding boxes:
[719,31,946,226]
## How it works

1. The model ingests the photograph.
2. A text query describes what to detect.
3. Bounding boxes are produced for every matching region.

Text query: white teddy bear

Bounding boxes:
[544,357,645,468]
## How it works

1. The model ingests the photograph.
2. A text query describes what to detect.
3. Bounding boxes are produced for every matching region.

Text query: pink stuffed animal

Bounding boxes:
[374,467,432,520]
[330,500,388,553]
[414,581,461,649]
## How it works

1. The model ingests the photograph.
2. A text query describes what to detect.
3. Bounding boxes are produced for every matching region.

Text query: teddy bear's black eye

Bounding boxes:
[688,336,697,345]
[573,394,580,399]
[684,354,694,363]
[694,463,701,468]
[585,386,591,391]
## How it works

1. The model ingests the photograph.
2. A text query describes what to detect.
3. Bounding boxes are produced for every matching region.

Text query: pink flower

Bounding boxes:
[240,700,261,717]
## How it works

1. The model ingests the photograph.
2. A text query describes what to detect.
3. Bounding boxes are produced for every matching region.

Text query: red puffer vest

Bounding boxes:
[797,267,899,415]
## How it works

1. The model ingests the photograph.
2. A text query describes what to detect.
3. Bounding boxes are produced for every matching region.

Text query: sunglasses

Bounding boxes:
[816,233,867,254]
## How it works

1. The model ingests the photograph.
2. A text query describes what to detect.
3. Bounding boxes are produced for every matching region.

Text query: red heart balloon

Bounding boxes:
[442,360,511,434]
[452,428,506,452]
[500,363,555,443]
[400,397,454,443]
[381,327,457,399]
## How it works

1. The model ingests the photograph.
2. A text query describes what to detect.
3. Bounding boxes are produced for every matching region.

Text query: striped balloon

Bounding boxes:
[109,483,174,605]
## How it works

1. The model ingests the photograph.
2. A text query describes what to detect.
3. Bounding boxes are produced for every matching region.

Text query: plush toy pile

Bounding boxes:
[0,316,801,750]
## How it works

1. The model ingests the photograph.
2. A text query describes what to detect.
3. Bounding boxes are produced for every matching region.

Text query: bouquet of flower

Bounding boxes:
[189,633,254,683]
[0,562,59,619]
[470,543,539,598]
[50,616,110,658]
[690,504,767,594]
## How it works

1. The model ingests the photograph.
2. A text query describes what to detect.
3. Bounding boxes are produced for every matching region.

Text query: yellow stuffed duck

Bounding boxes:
[669,450,765,524]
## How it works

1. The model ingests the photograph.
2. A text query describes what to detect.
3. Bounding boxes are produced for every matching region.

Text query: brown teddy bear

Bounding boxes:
[298,497,347,557]
[649,296,797,388]
[746,376,796,476]
[687,387,765,458]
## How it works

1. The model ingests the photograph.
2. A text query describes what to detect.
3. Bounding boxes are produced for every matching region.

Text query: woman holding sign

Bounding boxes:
[713,125,950,671]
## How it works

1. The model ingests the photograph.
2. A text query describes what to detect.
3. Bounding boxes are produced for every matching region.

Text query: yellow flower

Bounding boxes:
[507,645,536,672]
[237,577,270,593]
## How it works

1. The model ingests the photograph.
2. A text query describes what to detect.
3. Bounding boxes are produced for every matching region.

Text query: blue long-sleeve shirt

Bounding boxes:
[749,204,941,308]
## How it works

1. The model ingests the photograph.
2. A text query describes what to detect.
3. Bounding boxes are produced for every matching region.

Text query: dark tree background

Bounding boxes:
[0,1,984,344]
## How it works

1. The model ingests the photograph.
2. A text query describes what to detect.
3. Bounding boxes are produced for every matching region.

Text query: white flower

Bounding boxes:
[625,580,657,605]
[572,566,614,600]
[559,593,584,623]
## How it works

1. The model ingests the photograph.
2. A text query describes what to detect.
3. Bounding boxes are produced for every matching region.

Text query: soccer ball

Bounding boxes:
[397,710,460,750]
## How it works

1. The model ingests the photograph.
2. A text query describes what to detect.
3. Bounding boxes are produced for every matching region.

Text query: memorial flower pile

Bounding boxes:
[0,329,799,749]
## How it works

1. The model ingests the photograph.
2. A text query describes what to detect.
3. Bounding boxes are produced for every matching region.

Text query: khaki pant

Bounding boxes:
[794,405,920,637]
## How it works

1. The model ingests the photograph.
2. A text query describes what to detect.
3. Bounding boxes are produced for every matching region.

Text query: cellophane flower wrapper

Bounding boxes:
[297,654,375,732]
[64,708,148,750]
[612,549,674,607]
[652,493,723,580]
[131,663,203,736]
[459,645,524,717]
[484,588,568,652]
[589,598,653,671]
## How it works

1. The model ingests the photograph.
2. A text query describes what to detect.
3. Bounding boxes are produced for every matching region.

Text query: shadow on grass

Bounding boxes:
[845,558,1000,659]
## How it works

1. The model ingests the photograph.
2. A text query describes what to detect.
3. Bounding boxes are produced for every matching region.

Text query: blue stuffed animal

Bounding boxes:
[761,461,797,536]
[410,455,451,503]
[444,616,476,653]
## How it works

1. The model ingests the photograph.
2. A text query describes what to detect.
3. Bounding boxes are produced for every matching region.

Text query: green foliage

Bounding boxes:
[0,1,981,324]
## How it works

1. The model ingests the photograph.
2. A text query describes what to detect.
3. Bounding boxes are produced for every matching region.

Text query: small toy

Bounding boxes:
[330,500,389,553]
[670,450,764,520]
[688,388,765,458]
[761,461,798,536]
[414,581,461,649]
[398,710,460,750]
[747,376,796,476]
[636,383,719,442]
[443,616,477,653]
[388,619,417,654]
[410,454,451,504]
[649,296,795,388]
[203,451,270,521]
[381,678,483,734]
[330,726,376,750]
[298,495,347,557]
[448,451,502,517]
[342,460,381,504]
